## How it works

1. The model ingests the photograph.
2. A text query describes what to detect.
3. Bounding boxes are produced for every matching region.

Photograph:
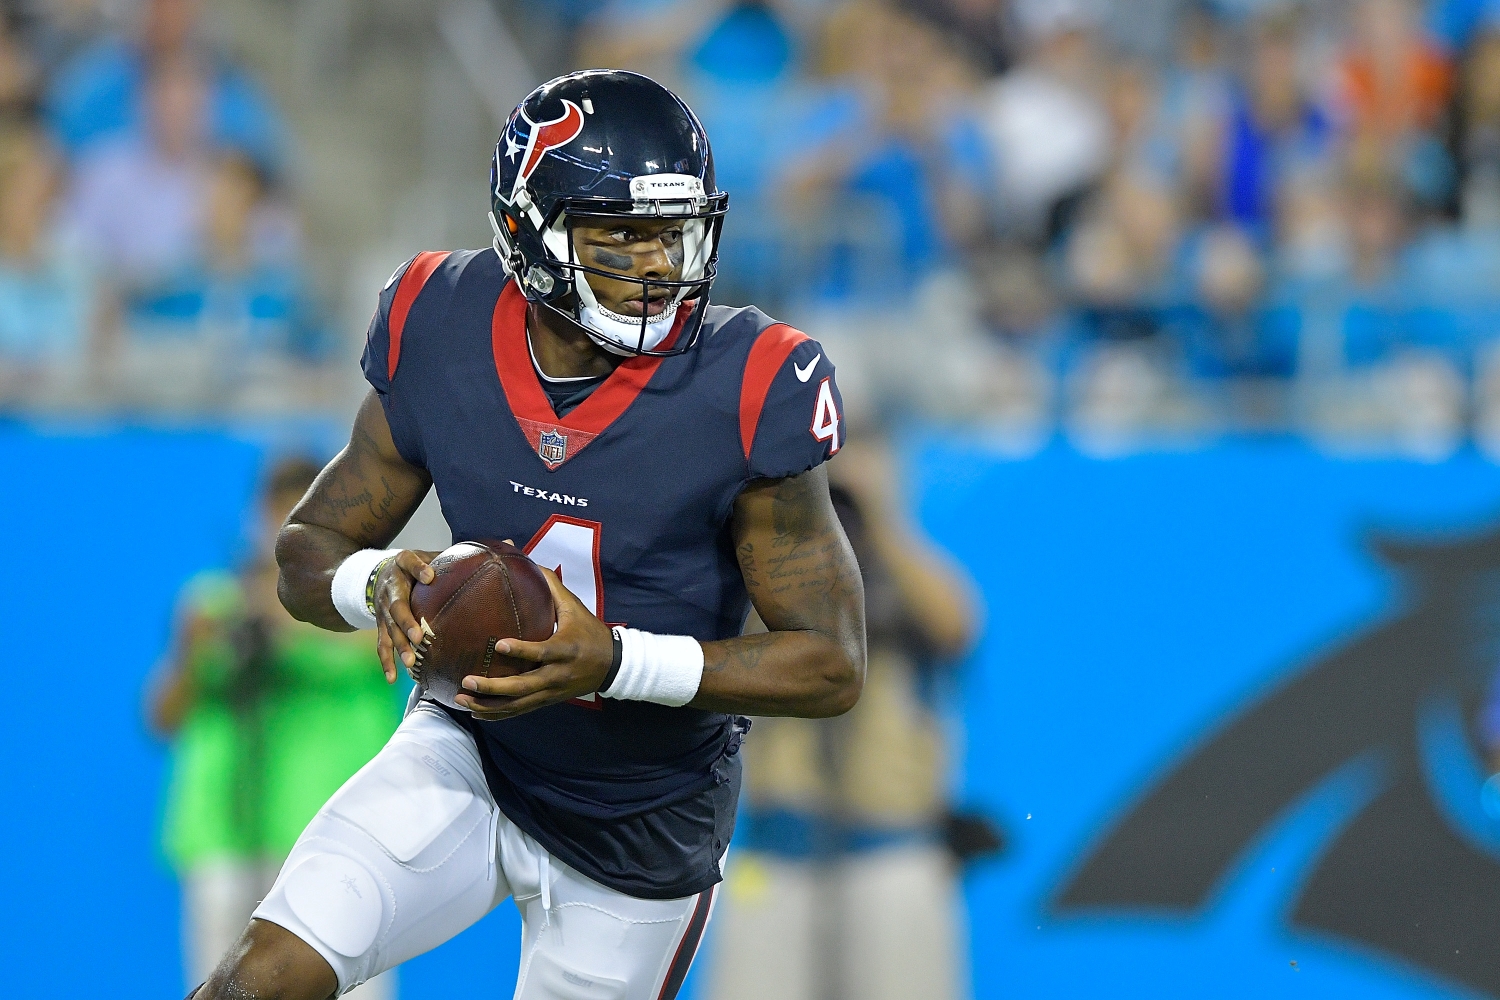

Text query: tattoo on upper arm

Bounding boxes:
[737,541,758,589]
[741,472,861,633]
[300,398,428,544]
[315,466,404,539]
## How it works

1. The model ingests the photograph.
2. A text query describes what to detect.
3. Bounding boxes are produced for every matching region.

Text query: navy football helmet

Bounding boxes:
[490,70,730,356]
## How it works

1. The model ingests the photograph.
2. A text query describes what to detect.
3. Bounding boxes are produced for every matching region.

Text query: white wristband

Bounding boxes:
[601,627,704,707]
[331,548,401,630]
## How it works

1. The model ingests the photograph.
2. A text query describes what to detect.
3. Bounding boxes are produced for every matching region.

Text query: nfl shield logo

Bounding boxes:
[538,429,567,466]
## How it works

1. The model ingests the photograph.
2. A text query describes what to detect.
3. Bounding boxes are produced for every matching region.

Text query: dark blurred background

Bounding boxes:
[9,1,1500,998]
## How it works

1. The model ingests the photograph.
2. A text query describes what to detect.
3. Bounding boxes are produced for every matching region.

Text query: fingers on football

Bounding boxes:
[395,548,436,585]
[376,600,419,672]
[460,667,556,700]
[375,558,426,650]
[456,668,570,719]
[387,596,426,654]
[375,622,397,683]
[537,566,590,617]
[492,636,569,663]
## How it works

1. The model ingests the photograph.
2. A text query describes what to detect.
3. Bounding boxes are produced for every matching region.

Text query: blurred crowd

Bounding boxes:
[0,0,326,413]
[559,0,1500,455]
[11,0,1500,449]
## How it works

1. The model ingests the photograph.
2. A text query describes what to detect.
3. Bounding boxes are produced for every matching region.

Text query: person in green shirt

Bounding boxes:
[146,457,406,998]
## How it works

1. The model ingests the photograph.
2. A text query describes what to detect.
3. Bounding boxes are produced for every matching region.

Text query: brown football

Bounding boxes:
[406,540,556,710]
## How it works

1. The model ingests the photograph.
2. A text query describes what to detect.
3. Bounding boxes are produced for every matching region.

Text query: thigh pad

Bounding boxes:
[327,740,489,871]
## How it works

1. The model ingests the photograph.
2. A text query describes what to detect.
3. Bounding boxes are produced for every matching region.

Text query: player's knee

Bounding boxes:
[196,918,340,1000]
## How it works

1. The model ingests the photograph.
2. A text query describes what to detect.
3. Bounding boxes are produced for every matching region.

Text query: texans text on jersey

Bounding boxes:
[510,480,590,506]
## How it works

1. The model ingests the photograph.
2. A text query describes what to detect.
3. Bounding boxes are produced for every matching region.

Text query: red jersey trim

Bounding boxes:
[738,323,810,461]
[387,251,451,381]
[491,280,692,469]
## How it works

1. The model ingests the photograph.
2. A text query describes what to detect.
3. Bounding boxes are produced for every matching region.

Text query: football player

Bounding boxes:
[193,70,865,1000]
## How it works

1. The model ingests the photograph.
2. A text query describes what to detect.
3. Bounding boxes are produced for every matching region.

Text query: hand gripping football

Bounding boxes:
[406,540,556,710]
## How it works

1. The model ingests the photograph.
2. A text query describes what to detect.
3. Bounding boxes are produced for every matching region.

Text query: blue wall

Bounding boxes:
[6,424,1500,998]
[0,424,521,999]
[922,442,1500,999]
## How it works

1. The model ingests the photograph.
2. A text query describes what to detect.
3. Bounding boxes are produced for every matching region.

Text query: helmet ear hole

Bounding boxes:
[505,216,518,235]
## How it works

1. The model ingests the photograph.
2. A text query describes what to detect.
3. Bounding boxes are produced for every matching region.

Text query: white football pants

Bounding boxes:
[253,700,717,999]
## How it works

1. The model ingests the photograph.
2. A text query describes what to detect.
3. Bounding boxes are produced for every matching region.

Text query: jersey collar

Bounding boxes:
[492,279,690,470]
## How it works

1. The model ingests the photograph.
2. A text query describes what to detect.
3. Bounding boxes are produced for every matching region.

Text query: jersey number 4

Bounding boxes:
[523,514,605,708]
[810,376,842,454]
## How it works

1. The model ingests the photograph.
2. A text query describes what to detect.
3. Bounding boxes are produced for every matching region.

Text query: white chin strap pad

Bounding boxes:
[578,300,678,353]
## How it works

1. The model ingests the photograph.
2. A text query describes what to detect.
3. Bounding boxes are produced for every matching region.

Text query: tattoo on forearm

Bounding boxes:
[704,631,779,674]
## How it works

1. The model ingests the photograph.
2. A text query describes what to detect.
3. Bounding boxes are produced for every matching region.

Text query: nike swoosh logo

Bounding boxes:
[794,354,821,382]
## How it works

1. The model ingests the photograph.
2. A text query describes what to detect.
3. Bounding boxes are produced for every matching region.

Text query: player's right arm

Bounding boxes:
[275,389,436,681]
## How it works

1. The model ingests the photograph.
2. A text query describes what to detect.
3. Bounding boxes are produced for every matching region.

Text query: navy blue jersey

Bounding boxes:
[361,248,843,898]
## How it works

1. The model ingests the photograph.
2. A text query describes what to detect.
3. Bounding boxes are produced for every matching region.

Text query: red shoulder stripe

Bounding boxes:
[739,323,810,461]
[387,251,451,381]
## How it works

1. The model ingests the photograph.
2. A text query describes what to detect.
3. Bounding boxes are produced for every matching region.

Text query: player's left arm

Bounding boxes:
[694,465,865,716]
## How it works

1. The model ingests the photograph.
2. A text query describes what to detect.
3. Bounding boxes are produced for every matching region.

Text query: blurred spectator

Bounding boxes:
[63,52,211,284]
[786,2,992,295]
[1346,168,1412,287]
[10,0,108,79]
[146,456,402,998]
[710,434,989,1000]
[1170,222,1300,379]
[59,49,317,405]
[1455,18,1500,226]
[1337,0,1455,210]
[125,153,312,353]
[43,0,284,171]
[976,0,1111,241]
[0,122,91,398]
[573,0,729,86]
[1154,5,1233,222]
[1064,168,1182,321]
[1221,12,1334,238]
[970,240,1059,339]
[0,11,40,132]
[902,0,1015,76]
[1065,340,1180,445]
[1276,165,1353,284]
[838,6,990,267]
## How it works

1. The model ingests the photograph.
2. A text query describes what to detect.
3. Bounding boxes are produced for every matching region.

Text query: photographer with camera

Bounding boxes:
[145,457,404,999]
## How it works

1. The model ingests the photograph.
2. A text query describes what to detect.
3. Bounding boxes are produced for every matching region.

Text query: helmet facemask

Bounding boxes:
[490,173,729,357]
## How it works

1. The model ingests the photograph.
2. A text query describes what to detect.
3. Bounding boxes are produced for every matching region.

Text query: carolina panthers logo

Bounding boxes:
[505,99,586,199]
[1055,527,1500,995]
